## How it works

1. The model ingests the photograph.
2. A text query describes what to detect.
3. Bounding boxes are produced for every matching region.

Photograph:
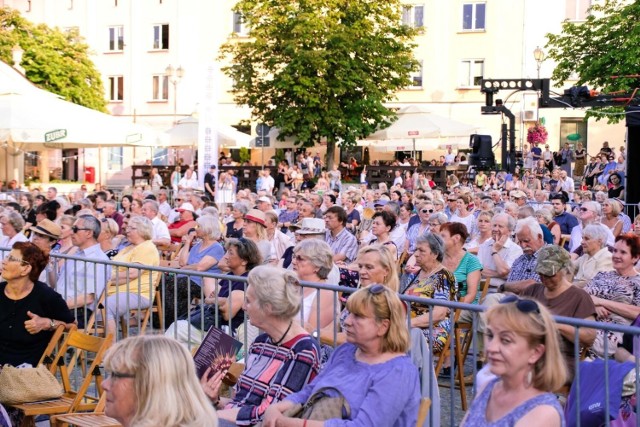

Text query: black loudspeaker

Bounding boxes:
[469,134,495,169]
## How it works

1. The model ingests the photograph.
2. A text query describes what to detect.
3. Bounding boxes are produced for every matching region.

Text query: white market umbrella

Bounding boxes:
[360,105,479,155]
[0,92,165,150]
[164,116,252,149]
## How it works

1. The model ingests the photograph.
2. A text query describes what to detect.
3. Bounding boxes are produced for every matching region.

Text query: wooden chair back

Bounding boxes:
[38,324,68,372]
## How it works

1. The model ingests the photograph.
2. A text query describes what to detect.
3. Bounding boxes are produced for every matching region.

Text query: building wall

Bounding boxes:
[4,0,623,186]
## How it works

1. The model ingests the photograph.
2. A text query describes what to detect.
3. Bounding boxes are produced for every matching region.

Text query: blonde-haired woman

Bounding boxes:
[243,209,272,263]
[461,296,567,426]
[263,286,421,426]
[102,335,218,427]
[201,266,320,426]
[99,217,120,259]
[264,210,293,264]
[602,198,624,237]
[318,244,399,348]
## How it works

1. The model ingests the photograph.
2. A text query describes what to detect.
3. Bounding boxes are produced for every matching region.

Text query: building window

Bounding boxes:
[409,61,423,88]
[152,75,169,100]
[108,26,124,51]
[108,147,123,171]
[233,12,249,35]
[560,118,588,151]
[402,5,424,29]
[108,76,124,101]
[152,24,170,50]
[566,0,591,21]
[462,3,486,31]
[459,59,484,87]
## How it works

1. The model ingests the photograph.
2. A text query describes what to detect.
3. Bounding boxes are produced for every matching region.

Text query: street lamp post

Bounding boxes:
[533,46,545,79]
[165,64,185,125]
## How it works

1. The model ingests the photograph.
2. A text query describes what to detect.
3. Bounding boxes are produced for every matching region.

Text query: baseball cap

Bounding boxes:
[257,196,272,204]
[295,218,326,235]
[535,245,572,276]
[176,202,195,213]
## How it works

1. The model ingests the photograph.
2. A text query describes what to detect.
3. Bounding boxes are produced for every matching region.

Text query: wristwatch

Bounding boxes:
[49,319,56,330]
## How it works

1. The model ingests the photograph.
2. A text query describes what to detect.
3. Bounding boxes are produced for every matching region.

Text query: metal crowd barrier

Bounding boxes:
[26,251,640,427]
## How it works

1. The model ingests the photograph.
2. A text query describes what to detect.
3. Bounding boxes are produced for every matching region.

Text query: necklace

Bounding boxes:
[272,320,293,346]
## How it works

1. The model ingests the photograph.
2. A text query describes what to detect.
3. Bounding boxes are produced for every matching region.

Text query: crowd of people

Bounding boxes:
[0,139,637,426]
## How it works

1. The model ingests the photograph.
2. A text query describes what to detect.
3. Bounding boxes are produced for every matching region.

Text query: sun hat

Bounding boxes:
[245,209,266,227]
[295,218,326,235]
[29,219,61,240]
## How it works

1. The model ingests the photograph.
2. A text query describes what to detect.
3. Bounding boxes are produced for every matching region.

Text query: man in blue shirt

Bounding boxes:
[550,192,578,238]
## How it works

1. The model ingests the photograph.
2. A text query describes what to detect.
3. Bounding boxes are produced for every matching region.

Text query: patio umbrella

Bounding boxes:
[360,105,479,155]
[163,116,252,149]
[0,92,165,150]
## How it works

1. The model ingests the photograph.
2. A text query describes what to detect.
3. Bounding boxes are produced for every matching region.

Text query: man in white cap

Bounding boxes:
[168,202,197,243]
[256,196,273,212]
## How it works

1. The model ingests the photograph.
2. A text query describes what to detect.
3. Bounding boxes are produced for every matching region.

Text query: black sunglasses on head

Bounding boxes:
[499,295,540,314]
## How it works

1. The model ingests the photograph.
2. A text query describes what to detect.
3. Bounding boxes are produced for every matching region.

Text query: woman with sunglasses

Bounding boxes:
[263,285,420,427]
[584,233,640,358]
[0,241,75,368]
[461,296,567,427]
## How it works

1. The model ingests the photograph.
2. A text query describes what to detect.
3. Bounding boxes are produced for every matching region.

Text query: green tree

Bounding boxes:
[0,7,107,112]
[220,0,417,169]
[546,0,640,123]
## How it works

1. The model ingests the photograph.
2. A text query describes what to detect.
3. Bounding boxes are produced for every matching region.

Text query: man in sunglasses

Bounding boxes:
[567,201,615,254]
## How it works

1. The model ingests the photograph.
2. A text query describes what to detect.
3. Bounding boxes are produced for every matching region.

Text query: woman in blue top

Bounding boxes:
[461,296,567,427]
[262,285,420,427]
[439,222,482,304]
[163,215,225,324]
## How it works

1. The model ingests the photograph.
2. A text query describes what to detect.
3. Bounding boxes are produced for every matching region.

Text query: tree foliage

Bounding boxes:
[219,0,418,167]
[546,0,640,123]
[0,7,107,112]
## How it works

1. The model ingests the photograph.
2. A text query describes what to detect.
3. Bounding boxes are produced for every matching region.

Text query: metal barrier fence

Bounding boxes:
[17,251,640,426]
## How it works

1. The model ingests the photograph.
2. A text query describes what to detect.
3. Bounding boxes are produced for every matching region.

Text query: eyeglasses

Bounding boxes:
[368,284,385,295]
[100,218,108,223]
[71,226,92,234]
[105,370,135,380]
[579,207,590,212]
[420,209,434,214]
[499,295,540,314]
[293,254,308,262]
[5,254,29,266]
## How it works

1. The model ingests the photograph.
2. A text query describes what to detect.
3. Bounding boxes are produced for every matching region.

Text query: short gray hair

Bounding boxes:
[429,212,448,225]
[535,208,553,225]
[415,233,445,262]
[127,216,153,241]
[143,199,159,214]
[248,265,302,320]
[293,239,334,280]
[515,217,543,239]
[196,215,221,240]
[78,215,101,240]
[3,211,24,232]
[232,202,249,215]
[492,212,516,231]
[582,201,602,217]
[582,224,608,247]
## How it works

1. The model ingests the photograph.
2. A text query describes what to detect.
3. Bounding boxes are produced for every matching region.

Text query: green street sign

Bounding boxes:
[44,129,67,143]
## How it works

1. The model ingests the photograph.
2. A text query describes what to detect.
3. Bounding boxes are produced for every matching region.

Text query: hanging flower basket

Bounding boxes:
[527,122,548,145]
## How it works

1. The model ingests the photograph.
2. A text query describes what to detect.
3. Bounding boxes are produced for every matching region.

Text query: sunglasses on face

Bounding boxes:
[71,226,92,234]
[499,295,540,314]
[421,209,434,214]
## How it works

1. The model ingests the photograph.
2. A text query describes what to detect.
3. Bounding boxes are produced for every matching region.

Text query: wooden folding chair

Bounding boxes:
[38,324,67,370]
[8,330,113,426]
[49,393,120,427]
[433,308,468,410]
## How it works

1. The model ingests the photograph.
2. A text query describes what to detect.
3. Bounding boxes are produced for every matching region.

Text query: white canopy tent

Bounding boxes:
[358,105,480,154]
[163,116,252,149]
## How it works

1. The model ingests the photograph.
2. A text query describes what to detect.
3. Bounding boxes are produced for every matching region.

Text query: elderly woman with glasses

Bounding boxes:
[461,296,567,427]
[0,211,28,249]
[400,233,456,353]
[573,224,614,288]
[103,335,218,427]
[103,216,160,337]
[0,242,74,368]
[291,239,338,332]
[201,266,321,427]
[264,285,420,427]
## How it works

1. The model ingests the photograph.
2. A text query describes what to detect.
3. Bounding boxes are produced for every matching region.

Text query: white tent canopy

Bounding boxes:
[163,116,252,148]
[359,105,479,152]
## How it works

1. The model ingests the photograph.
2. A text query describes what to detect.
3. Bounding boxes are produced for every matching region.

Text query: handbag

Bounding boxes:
[0,364,63,405]
[283,387,351,421]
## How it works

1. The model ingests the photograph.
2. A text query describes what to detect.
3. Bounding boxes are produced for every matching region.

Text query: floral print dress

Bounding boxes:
[403,268,457,352]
